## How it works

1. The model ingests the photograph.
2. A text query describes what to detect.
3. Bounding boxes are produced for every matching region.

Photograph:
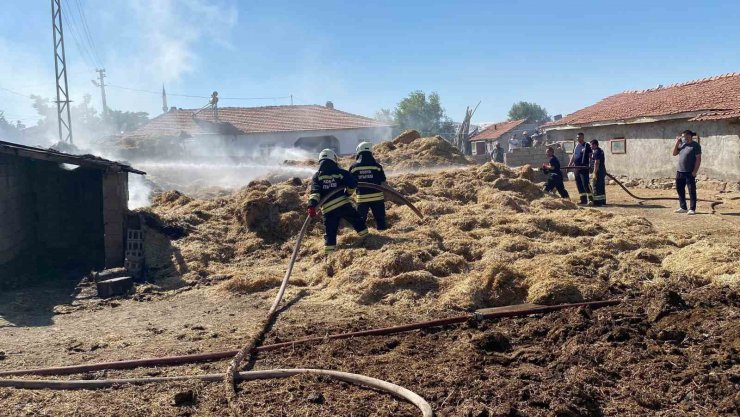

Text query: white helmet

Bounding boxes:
[318,148,337,162]
[356,141,372,154]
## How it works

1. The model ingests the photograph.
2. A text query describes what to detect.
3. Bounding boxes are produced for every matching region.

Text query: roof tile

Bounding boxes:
[469,119,526,141]
[126,105,390,138]
[547,72,740,127]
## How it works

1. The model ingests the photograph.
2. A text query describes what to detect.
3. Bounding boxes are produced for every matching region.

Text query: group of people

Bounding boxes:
[306,142,388,254]
[541,130,703,214]
[307,130,704,254]
[541,133,607,206]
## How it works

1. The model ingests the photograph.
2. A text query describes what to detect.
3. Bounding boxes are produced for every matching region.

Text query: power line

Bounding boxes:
[106,83,291,101]
[60,2,97,68]
[0,86,34,99]
[71,0,103,67]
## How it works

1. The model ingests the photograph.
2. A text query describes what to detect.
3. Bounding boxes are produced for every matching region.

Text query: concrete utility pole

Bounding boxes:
[92,68,108,115]
[51,0,73,144]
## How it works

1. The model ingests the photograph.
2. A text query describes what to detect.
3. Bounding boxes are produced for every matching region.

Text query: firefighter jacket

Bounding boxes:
[307,159,357,214]
[349,152,387,204]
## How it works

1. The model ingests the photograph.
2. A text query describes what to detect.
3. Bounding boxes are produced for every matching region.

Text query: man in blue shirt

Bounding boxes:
[589,139,607,206]
[542,147,569,198]
[672,130,702,215]
[568,133,592,205]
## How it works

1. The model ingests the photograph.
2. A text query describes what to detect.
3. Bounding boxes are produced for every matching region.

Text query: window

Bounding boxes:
[610,137,626,154]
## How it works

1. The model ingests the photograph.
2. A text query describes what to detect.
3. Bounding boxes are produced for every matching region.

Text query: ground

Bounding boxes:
[1,176,738,416]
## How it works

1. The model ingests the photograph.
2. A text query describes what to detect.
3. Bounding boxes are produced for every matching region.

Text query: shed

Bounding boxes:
[543,72,740,181]
[0,140,145,286]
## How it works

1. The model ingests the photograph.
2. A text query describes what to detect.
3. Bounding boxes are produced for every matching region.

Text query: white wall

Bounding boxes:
[544,119,740,181]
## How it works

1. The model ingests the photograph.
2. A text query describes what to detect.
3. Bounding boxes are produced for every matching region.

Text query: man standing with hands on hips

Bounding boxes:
[672,130,702,215]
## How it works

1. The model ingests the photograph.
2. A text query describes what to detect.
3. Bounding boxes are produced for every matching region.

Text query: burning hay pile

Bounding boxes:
[141,148,736,311]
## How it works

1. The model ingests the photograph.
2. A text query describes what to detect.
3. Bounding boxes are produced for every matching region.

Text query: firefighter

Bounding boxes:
[307,149,368,254]
[568,132,592,205]
[542,146,569,198]
[589,139,607,206]
[349,141,388,230]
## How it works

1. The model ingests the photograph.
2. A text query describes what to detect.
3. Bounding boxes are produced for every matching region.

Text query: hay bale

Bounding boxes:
[392,129,421,145]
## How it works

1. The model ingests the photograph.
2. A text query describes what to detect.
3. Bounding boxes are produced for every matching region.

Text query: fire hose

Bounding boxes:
[223,182,425,414]
[543,166,727,213]
[0,300,619,378]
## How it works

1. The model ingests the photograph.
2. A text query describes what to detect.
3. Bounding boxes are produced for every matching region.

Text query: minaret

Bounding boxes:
[162,84,168,113]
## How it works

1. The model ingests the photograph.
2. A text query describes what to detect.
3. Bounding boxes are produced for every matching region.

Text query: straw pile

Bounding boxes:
[140,136,739,312]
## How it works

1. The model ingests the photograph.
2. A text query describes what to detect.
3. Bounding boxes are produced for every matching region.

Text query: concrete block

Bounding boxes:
[96,276,134,298]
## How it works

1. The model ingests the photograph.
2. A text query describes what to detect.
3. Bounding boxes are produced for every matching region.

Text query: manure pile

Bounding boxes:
[142,156,736,311]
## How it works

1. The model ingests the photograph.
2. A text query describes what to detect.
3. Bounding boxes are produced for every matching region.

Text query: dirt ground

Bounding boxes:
[1,176,738,416]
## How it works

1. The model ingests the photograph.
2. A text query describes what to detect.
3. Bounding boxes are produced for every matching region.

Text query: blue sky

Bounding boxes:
[1,0,739,126]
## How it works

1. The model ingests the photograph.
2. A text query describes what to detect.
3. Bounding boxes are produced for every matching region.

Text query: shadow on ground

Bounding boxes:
[0,271,80,327]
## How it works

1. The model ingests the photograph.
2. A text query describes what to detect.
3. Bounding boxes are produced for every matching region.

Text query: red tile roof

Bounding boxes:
[125,105,390,138]
[469,119,526,141]
[546,72,740,127]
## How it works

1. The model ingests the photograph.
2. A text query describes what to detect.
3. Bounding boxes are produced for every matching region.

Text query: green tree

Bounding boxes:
[103,110,149,134]
[374,108,394,124]
[508,101,550,124]
[391,91,454,139]
[0,111,21,141]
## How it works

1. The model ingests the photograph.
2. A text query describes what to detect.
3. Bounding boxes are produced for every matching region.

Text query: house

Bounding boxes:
[111,103,393,159]
[468,119,540,162]
[543,72,740,181]
[0,140,145,286]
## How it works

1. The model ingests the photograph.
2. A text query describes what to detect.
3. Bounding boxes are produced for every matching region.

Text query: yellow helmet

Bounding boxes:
[356,141,372,153]
[318,148,337,162]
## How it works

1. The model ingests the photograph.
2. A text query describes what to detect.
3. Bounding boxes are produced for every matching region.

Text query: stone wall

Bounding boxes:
[505,145,567,169]
[544,119,740,181]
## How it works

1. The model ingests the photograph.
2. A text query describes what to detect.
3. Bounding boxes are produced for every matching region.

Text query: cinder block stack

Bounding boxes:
[124,227,144,280]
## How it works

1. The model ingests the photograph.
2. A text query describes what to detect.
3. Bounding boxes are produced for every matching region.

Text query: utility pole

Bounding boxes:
[51,0,73,144]
[91,68,108,115]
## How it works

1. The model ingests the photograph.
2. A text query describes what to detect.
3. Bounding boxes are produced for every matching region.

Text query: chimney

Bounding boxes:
[553,114,562,121]
[325,101,334,109]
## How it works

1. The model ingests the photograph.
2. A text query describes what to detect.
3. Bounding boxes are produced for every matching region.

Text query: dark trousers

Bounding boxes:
[357,200,387,230]
[544,174,570,198]
[323,203,367,250]
[592,172,606,206]
[574,169,592,204]
[676,171,697,211]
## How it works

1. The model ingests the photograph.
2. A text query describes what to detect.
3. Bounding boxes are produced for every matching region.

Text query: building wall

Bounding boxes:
[0,155,35,273]
[505,146,567,169]
[187,126,393,158]
[544,119,740,181]
[0,155,118,285]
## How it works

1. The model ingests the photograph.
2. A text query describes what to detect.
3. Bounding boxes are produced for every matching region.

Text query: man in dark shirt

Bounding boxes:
[492,142,505,163]
[542,147,569,198]
[672,130,702,215]
[589,139,607,206]
[568,132,592,204]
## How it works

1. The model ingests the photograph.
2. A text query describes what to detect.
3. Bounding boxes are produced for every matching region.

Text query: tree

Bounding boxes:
[374,108,394,124]
[380,91,455,139]
[508,101,550,124]
[0,111,21,141]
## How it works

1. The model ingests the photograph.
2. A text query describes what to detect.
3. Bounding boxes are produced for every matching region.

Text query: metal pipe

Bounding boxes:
[0,300,620,378]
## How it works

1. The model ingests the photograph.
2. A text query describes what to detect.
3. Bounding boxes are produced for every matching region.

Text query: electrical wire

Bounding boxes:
[106,84,291,101]
[72,0,104,67]
[60,0,98,69]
